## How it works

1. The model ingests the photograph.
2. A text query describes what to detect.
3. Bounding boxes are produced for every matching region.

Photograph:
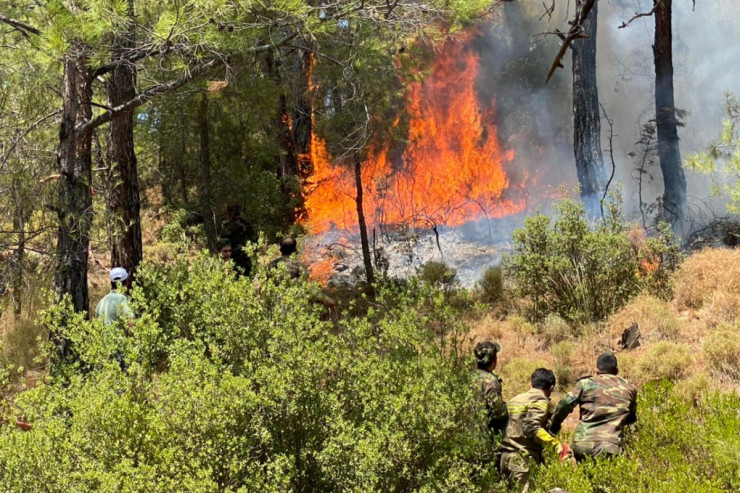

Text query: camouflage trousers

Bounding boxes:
[571,441,623,462]
[499,452,538,493]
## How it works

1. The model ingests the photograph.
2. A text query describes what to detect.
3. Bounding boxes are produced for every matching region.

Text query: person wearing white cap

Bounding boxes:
[94,267,134,326]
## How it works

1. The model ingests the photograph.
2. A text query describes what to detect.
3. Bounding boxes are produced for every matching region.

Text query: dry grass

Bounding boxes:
[674,248,740,311]
[702,324,740,382]
[607,294,684,343]
[621,341,694,385]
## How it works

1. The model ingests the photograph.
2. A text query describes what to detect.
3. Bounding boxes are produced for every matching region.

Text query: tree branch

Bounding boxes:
[0,15,41,37]
[545,0,597,83]
[79,31,299,134]
[618,1,660,29]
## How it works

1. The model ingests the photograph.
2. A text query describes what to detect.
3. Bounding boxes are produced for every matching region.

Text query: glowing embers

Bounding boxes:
[304,37,525,235]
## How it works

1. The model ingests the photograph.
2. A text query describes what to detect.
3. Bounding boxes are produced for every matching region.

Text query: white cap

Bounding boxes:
[110,267,129,282]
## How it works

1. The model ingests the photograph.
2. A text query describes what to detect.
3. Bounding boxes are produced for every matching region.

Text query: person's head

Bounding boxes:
[596,352,619,375]
[226,204,241,220]
[215,238,232,261]
[280,237,297,257]
[531,368,556,397]
[474,340,501,371]
[109,267,129,290]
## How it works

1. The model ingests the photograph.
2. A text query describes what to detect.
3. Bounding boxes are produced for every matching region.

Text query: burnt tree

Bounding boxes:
[107,0,142,278]
[54,48,94,315]
[572,0,605,203]
[354,154,375,292]
[654,0,687,233]
[198,93,218,251]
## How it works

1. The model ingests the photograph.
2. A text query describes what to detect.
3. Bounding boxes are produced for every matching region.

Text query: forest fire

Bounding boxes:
[304,37,525,235]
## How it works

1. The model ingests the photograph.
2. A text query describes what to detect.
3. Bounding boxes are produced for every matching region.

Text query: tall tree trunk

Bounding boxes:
[654,0,687,234]
[54,48,93,317]
[198,93,217,251]
[11,177,28,316]
[107,0,142,278]
[292,47,313,163]
[572,0,605,205]
[354,154,375,292]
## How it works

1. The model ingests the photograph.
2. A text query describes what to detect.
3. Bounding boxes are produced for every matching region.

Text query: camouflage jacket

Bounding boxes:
[267,255,308,280]
[499,388,556,462]
[549,374,637,446]
[473,369,507,432]
[220,217,257,247]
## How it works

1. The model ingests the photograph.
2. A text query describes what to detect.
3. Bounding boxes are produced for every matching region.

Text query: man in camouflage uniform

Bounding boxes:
[499,368,571,492]
[549,353,637,462]
[220,204,257,277]
[267,238,308,280]
[473,341,507,434]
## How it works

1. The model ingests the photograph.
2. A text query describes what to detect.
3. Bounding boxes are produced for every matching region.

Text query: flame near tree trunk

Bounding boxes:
[304,37,525,236]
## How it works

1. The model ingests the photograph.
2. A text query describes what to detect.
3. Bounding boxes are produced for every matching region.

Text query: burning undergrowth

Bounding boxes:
[302,30,560,286]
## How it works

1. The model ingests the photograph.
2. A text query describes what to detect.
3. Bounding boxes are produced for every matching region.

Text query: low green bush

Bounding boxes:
[631,341,693,383]
[418,260,457,287]
[505,196,680,323]
[477,265,504,304]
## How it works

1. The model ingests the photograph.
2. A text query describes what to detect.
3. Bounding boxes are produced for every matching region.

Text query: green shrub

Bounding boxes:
[500,357,550,397]
[507,314,537,337]
[702,325,740,381]
[631,342,693,383]
[505,195,680,323]
[417,260,457,287]
[477,265,504,304]
[0,255,497,491]
[541,313,575,345]
[550,340,576,390]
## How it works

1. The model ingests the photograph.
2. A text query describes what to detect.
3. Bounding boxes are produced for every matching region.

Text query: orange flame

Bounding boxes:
[305,38,524,235]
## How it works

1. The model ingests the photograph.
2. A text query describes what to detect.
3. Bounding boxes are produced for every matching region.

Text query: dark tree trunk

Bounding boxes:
[572,0,605,203]
[107,1,142,277]
[54,49,93,316]
[198,93,217,251]
[654,0,687,234]
[292,47,313,161]
[277,92,300,178]
[354,155,375,291]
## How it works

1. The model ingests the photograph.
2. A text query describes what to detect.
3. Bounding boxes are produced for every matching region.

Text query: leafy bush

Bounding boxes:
[506,197,679,323]
[499,357,550,397]
[418,260,457,287]
[541,313,575,345]
[702,325,740,381]
[630,342,693,383]
[477,265,504,304]
[0,256,497,492]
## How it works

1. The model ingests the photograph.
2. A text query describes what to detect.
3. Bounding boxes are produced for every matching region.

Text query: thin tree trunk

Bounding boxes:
[11,177,27,315]
[354,154,375,291]
[654,0,687,234]
[572,0,605,205]
[107,0,142,277]
[198,93,217,251]
[54,48,93,317]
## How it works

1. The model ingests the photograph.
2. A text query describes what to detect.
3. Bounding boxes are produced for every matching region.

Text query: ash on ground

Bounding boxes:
[303,217,524,288]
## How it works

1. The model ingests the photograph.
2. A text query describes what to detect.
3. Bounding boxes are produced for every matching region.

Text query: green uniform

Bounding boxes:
[473,368,507,433]
[221,216,257,276]
[499,388,560,492]
[549,374,637,461]
[267,255,308,280]
[95,290,134,326]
